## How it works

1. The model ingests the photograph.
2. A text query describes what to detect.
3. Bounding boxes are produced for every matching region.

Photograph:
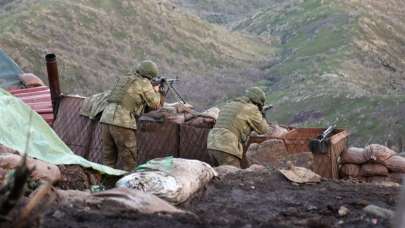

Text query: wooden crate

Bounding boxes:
[284,128,349,179]
[246,128,349,179]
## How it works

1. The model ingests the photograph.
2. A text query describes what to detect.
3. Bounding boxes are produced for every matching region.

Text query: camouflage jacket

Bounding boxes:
[100,75,160,130]
[207,97,269,159]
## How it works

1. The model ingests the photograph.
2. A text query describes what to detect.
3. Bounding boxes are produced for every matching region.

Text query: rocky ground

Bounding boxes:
[39,168,400,228]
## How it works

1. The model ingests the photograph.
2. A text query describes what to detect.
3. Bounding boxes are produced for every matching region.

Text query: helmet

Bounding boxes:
[245,87,266,107]
[136,60,159,79]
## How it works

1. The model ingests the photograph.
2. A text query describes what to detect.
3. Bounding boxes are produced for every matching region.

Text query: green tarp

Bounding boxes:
[0,88,127,176]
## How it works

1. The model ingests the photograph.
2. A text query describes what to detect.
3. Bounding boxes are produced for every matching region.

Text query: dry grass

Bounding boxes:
[0,0,272,107]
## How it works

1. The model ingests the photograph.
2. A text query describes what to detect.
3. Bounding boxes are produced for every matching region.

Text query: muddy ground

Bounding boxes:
[40,168,400,228]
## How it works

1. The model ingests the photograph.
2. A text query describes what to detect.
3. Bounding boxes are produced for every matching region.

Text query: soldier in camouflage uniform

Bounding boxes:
[207,87,270,168]
[100,60,161,171]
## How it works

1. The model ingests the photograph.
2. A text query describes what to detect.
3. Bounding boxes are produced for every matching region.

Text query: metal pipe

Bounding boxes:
[45,53,61,117]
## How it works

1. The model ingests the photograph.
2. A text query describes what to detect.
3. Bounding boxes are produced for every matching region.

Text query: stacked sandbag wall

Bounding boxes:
[340,144,404,183]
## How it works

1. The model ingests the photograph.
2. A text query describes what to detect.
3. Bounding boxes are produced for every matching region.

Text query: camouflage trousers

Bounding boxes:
[207,149,241,168]
[102,124,137,171]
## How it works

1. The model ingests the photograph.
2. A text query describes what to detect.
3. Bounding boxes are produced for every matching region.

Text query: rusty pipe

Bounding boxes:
[45,53,61,118]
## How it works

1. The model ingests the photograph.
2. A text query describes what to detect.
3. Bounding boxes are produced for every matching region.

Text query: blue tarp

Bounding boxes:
[0,49,23,89]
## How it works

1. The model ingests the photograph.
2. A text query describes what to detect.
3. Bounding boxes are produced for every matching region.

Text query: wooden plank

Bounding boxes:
[35,108,53,114]
[12,90,51,98]
[8,86,49,94]
[24,102,53,110]
[18,95,51,103]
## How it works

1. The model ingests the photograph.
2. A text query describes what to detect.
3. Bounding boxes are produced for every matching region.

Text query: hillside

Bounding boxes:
[1,0,404,145]
[174,0,405,146]
[0,0,272,107]
[171,0,273,25]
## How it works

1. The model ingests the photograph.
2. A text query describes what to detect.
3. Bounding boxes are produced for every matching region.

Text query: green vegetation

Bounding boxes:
[0,0,271,107]
[1,0,404,146]
[232,0,405,145]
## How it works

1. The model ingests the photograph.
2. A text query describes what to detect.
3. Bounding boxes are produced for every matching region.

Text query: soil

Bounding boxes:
[56,165,102,191]
[40,168,400,228]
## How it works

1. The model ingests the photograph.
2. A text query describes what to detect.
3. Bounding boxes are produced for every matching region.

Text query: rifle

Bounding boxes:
[151,77,186,104]
[260,104,273,118]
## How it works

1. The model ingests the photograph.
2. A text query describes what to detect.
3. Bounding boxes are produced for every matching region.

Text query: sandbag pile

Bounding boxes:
[55,188,187,214]
[269,124,289,138]
[141,103,219,128]
[116,157,217,205]
[246,139,313,169]
[0,153,61,184]
[340,144,404,183]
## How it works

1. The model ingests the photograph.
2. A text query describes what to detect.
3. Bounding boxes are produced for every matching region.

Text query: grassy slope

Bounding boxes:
[233,0,405,146]
[171,0,274,25]
[0,0,272,107]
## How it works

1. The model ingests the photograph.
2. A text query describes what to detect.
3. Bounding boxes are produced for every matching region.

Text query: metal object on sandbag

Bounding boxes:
[309,125,336,154]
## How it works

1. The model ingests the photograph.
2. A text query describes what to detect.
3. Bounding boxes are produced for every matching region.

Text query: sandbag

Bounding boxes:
[385,155,405,173]
[246,139,288,168]
[341,147,370,164]
[201,107,220,120]
[340,164,361,178]
[365,144,396,163]
[0,153,61,183]
[19,73,45,87]
[279,165,321,184]
[360,163,389,177]
[270,124,289,138]
[116,157,217,205]
[0,144,17,154]
[0,167,7,185]
[185,116,216,128]
[166,114,186,124]
[56,188,186,214]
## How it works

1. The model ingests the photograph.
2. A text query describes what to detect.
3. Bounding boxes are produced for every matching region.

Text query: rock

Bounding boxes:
[52,210,64,219]
[245,164,266,172]
[363,205,394,219]
[214,165,240,177]
[338,206,350,216]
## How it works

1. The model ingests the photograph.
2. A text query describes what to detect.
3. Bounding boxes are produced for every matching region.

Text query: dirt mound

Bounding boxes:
[39,168,399,228]
[184,169,399,227]
[56,165,102,190]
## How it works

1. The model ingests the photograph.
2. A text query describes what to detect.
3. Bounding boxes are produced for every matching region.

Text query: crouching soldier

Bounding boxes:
[100,60,161,171]
[207,87,270,168]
